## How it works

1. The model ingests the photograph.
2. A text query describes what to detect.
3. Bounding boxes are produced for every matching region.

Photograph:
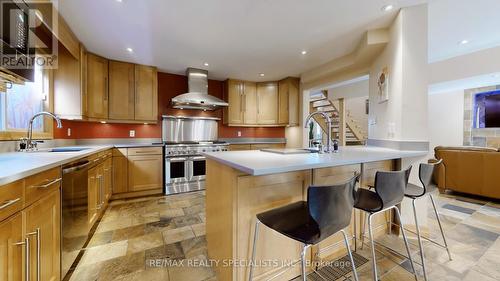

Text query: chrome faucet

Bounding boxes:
[305,111,333,153]
[25,111,62,151]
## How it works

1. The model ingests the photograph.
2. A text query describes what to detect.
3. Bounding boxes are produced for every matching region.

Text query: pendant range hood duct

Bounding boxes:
[171,68,229,110]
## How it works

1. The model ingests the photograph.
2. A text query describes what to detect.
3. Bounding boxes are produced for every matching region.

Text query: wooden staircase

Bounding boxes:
[309,91,367,146]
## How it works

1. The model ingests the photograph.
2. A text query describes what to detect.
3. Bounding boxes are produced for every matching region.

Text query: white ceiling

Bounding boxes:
[428,0,500,63]
[57,0,427,81]
[57,0,500,81]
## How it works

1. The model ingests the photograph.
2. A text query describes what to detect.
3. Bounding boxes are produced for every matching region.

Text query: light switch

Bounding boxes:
[129,130,135,137]
[237,131,242,137]
[67,128,71,137]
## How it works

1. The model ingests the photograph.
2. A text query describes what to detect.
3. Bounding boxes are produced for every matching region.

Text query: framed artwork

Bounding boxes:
[377,67,389,103]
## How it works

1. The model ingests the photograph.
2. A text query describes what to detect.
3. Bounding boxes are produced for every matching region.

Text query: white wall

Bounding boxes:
[368,5,429,142]
[428,90,464,158]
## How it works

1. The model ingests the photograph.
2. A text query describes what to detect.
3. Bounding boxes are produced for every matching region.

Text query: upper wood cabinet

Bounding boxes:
[224,78,299,127]
[87,54,109,119]
[257,82,279,125]
[134,65,158,122]
[278,77,300,126]
[109,61,135,120]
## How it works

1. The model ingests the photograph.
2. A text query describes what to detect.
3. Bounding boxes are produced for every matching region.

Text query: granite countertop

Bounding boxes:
[0,143,164,186]
[204,146,428,176]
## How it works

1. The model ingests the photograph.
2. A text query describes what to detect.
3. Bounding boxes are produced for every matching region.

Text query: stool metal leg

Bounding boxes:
[387,208,392,235]
[393,206,418,281]
[412,198,427,281]
[367,213,378,281]
[361,212,368,250]
[340,230,360,281]
[429,194,452,261]
[300,244,310,281]
[353,209,357,251]
[249,220,261,281]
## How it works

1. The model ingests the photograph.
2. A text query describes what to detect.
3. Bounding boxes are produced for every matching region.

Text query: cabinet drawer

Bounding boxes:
[127,147,162,156]
[25,168,62,206]
[0,180,24,222]
[229,144,251,151]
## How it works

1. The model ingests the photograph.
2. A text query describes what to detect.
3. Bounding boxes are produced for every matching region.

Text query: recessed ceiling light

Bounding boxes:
[259,73,265,77]
[381,4,394,11]
[116,0,123,2]
[301,50,307,55]
[459,39,469,45]
[126,47,133,53]
[204,62,209,67]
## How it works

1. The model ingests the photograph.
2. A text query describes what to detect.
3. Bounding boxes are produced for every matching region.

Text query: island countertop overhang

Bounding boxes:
[203,146,428,176]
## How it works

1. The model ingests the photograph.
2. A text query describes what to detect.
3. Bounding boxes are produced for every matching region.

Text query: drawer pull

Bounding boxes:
[32,178,61,189]
[0,198,20,210]
[134,150,157,154]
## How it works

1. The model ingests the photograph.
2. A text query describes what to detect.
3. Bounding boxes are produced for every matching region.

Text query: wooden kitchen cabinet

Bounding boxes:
[103,158,113,203]
[109,61,135,120]
[112,149,129,194]
[0,213,23,281]
[128,154,163,192]
[24,189,61,281]
[134,65,158,122]
[243,82,258,124]
[225,79,244,124]
[278,77,300,126]
[87,53,109,119]
[87,165,100,227]
[257,82,279,124]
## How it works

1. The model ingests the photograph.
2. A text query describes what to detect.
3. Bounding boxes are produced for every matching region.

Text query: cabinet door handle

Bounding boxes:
[31,178,61,189]
[0,197,20,210]
[104,77,108,101]
[133,150,157,154]
[14,237,30,281]
[27,228,40,281]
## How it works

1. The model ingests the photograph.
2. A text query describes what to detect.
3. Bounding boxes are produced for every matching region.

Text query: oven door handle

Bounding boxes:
[190,156,206,161]
[168,157,188,162]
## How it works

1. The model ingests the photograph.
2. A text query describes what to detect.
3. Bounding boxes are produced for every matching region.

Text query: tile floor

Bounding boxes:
[67,190,500,281]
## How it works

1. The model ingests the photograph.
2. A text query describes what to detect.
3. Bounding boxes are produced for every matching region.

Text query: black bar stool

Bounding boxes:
[248,175,360,281]
[405,159,452,281]
[354,167,418,281]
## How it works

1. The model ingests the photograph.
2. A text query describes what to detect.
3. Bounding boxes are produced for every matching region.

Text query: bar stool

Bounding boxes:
[354,167,418,281]
[405,159,452,281]
[248,175,360,281]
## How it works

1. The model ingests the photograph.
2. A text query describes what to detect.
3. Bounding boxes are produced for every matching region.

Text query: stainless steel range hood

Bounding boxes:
[171,68,228,110]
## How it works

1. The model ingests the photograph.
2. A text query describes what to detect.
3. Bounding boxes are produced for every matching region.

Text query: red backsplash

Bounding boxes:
[54,72,285,139]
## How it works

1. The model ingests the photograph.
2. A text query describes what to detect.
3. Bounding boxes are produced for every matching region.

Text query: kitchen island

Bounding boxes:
[204,146,427,281]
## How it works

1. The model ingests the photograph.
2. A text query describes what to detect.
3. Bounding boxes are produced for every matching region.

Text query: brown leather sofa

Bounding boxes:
[433,146,500,199]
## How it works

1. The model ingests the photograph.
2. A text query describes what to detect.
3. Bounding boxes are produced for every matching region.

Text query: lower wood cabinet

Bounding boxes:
[88,153,113,227]
[229,143,285,151]
[0,213,23,281]
[112,147,163,198]
[128,154,163,192]
[24,189,61,281]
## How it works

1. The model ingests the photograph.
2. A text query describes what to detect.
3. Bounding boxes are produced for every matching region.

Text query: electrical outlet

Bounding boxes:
[67,128,71,137]
[129,130,135,137]
[237,131,242,137]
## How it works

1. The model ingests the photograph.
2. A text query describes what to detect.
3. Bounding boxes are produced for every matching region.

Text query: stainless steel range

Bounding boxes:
[162,115,228,194]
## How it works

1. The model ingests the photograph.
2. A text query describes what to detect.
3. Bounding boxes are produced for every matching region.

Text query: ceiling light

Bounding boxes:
[259,73,265,77]
[459,39,469,45]
[116,0,123,2]
[381,4,394,11]
[143,122,148,125]
[301,50,307,55]
[204,62,209,67]
[100,121,107,124]
[126,47,133,53]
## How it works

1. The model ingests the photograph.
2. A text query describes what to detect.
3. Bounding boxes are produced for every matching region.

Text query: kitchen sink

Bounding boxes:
[260,148,320,154]
[49,147,91,152]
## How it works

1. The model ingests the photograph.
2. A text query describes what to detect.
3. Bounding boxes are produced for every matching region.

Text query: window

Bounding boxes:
[0,65,47,133]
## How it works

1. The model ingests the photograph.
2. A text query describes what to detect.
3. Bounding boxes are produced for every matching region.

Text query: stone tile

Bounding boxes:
[167,262,215,281]
[442,204,476,215]
[192,223,206,237]
[145,242,185,262]
[98,251,146,281]
[111,224,147,242]
[173,214,202,227]
[180,236,207,258]
[159,208,185,219]
[162,226,195,244]
[68,263,103,281]
[183,204,205,215]
[463,269,498,281]
[127,232,164,254]
[86,230,113,247]
[80,240,128,266]
[115,268,170,281]
[446,223,499,249]
[145,217,176,233]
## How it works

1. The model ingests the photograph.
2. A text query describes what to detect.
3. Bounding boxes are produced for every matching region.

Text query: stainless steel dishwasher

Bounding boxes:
[61,159,91,278]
